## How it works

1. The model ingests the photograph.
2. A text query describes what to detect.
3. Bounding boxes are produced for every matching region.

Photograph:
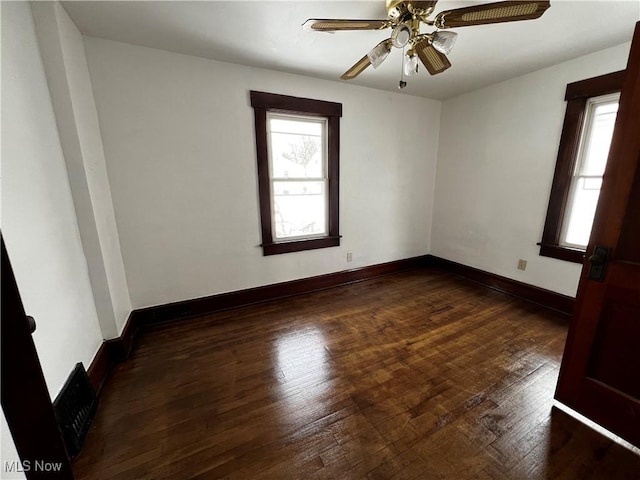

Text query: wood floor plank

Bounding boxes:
[74,269,640,479]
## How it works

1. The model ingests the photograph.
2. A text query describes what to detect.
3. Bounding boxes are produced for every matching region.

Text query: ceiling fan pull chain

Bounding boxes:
[399,45,407,89]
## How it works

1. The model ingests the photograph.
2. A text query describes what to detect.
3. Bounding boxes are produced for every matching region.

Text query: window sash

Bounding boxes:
[560,175,604,249]
[267,113,327,180]
[271,180,328,240]
[266,112,329,241]
[574,94,619,177]
[559,94,619,249]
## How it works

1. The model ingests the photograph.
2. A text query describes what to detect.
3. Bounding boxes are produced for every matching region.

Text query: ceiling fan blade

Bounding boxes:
[414,38,451,75]
[340,55,372,80]
[340,38,393,80]
[434,1,550,28]
[302,19,389,32]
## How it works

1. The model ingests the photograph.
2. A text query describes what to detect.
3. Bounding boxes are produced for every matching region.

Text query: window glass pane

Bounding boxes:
[580,100,618,176]
[270,117,323,136]
[270,132,324,179]
[563,177,602,248]
[273,181,326,239]
[583,177,603,190]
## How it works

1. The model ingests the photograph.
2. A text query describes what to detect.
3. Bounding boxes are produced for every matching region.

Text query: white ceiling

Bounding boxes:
[62,1,640,99]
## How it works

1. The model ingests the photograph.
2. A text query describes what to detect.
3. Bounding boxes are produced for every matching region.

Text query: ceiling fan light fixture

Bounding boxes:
[391,23,412,48]
[367,41,392,68]
[432,30,458,55]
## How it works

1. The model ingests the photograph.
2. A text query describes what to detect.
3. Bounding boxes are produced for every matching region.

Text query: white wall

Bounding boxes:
[83,37,441,309]
[31,2,131,336]
[1,412,24,480]
[432,43,632,296]
[1,1,103,395]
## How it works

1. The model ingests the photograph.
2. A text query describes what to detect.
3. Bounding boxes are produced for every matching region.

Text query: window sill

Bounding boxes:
[538,243,585,264]
[262,236,340,256]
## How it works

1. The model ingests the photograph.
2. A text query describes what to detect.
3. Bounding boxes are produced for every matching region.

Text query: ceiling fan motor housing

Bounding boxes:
[386,0,409,19]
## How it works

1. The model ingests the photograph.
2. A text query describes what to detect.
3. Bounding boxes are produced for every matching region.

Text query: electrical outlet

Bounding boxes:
[517,259,527,271]
[346,252,353,262]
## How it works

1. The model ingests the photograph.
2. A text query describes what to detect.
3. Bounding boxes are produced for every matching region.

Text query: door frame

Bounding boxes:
[1,235,74,479]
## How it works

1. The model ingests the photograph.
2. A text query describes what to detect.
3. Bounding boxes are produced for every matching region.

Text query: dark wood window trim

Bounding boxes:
[539,70,625,264]
[250,91,342,256]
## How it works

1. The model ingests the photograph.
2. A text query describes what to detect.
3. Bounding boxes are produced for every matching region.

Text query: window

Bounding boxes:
[250,91,341,256]
[561,94,619,248]
[539,71,625,263]
[268,114,327,240]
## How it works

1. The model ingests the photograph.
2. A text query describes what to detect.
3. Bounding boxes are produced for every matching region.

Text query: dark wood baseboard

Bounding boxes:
[426,255,575,315]
[105,312,138,364]
[135,255,432,328]
[86,342,110,395]
[87,312,138,396]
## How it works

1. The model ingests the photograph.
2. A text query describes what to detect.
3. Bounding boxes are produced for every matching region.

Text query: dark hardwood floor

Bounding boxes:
[74,269,640,479]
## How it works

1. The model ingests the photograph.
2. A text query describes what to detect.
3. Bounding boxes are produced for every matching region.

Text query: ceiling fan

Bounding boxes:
[303,1,550,84]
